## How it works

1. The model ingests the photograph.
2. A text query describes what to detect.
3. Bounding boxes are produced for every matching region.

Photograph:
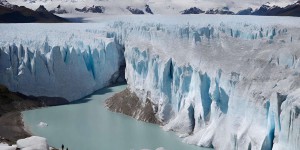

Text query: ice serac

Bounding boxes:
[0,24,124,101]
[114,16,300,150]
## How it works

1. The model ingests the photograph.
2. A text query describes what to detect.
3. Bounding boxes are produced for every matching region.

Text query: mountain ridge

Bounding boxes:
[0,0,69,23]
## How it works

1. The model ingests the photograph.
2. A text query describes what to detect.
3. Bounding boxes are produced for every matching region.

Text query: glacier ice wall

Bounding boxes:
[0,24,124,101]
[112,16,300,150]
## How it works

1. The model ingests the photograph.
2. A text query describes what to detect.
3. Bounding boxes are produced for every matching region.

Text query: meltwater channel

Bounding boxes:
[22,84,210,150]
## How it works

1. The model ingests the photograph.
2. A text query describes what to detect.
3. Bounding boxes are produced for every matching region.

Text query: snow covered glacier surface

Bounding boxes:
[1,15,300,149]
[0,24,124,101]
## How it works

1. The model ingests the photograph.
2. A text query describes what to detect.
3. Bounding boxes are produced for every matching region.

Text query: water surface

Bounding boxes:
[23,84,208,150]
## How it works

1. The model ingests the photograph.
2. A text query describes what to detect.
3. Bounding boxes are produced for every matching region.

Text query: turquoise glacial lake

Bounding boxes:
[22,84,209,150]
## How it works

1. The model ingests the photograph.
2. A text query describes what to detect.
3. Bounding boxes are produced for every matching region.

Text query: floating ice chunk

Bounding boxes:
[38,122,48,128]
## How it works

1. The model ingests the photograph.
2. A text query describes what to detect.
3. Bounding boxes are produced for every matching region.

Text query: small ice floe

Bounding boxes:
[177,133,189,138]
[38,122,48,128]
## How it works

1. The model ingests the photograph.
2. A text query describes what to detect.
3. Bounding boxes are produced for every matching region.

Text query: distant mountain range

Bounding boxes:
[3,0,296,15]
[181,1,300,16]
[0,0,68,23]
[0,0,299,23]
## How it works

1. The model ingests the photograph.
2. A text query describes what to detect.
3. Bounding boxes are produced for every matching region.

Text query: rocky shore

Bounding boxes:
[0,85,68,145]
[105,88,161,125]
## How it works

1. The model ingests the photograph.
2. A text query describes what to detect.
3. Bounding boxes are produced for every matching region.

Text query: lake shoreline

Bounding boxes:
[0,85,68,145]
[0,111,30,145]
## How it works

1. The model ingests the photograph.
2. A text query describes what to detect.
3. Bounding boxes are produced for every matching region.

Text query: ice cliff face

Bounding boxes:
[0,24,124,101]
[1,15,300,149]
[113,16,300,150]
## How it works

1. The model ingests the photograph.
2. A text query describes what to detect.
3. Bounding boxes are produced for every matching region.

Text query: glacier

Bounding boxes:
[1,15,300,149]
[116,15,300,150]
[0,24,125,101]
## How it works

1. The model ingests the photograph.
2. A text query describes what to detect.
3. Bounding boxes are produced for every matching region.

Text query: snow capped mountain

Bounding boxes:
[49,4,67,14]
[35,4,48,12]
[281,0,300,16]
[0,15,300,149]
[251,2,281,15]
[236,7,253,15]
[145,4,153,14]
[0,0,14,8]
[5,0,297,15]
[2,0,299,17]
[252,0,300,16]
[205,7,234,15]
[181,7,204,14]
[126,6,145,14]
[0,0,68,22]
[75,5,105,13]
